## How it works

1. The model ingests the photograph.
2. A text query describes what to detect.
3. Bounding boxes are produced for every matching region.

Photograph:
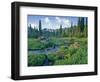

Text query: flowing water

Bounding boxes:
[28,42,69,66]
[28,46,61,66]
[28,46,60,55]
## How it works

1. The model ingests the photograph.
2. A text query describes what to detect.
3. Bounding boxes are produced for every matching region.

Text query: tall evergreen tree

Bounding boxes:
[84,17,88,37]
[28,24,33,38]
[39,20,42,36]
[77,17,85,37]
[86,17,88,27]
[71,22,73,36]
[80,17,84,32]
[78,17,81,33]
[29,24,32,31]
[59,24,62,36]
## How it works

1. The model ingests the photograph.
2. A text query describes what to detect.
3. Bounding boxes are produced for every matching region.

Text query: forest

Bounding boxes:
[28,16,88,66]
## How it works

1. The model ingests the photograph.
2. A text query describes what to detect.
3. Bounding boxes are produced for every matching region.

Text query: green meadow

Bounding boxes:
[28,16,88,66]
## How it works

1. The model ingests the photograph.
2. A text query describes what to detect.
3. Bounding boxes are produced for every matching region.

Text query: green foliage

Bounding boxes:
[71,45,87,64]
[54,45,87,65]
[28,38,45,49]
[67,47,77,56]
[54,60,67,65]
[45,40,55,48]
[28,37,88,66]
[28,36,88,66]
[28,38,56,49]
[28,54,46,66]
[28,17,88,38]
[28,37,70,50]
[47,53,57,63]
[28,24,39,38]
[53,40,87,65]
[28,17,88,66]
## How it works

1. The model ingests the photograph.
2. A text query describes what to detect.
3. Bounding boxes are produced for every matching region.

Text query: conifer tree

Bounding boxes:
[59,24,62,37]
[39,20,42,36]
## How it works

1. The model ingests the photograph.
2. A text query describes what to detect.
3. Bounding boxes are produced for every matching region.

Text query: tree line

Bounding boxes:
[28,17,88,38]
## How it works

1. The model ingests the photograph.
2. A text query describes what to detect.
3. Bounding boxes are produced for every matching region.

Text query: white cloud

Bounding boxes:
[62,19,71,27]
[43,17,52,29]
[55,24,60,29]
[45,17,50,23]
[56,17,61,23]
[55,17,71,27]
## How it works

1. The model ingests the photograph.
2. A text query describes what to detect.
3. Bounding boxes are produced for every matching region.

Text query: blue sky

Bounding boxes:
[27,15,86,29]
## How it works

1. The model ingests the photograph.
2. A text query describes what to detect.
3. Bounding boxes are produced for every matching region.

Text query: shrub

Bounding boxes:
[28,38,45,49]
[71,46,87,64]
[47,53,58,63]
[54,60,67,65]
[54,42,88,65]
[67,46,78,56]
[28,54,46,66]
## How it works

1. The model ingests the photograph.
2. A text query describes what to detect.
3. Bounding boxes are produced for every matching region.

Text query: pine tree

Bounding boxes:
[80,17,84,32]
[71,22,73,37]
[59,24,62,37]
[78,17,81,32]
[84,17,88,37]
[86,17,88,37]
[77,17,85,37]
[28,24,33,38]
[86,17,88,27]
[39,20,42,36]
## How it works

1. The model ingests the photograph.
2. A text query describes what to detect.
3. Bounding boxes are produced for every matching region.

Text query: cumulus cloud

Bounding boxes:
[55,17,71,27]
[56,17,61,23]
[45,17,50,23]
[43,17,71,29]
[55,24,60,29]
[62,19,71,27]
[43,17,53,29]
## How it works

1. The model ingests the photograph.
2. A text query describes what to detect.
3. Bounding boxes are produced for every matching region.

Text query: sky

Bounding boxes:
[27,15,87,29]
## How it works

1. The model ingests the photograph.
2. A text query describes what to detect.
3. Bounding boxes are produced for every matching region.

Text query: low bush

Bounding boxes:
[28,54,46,66]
